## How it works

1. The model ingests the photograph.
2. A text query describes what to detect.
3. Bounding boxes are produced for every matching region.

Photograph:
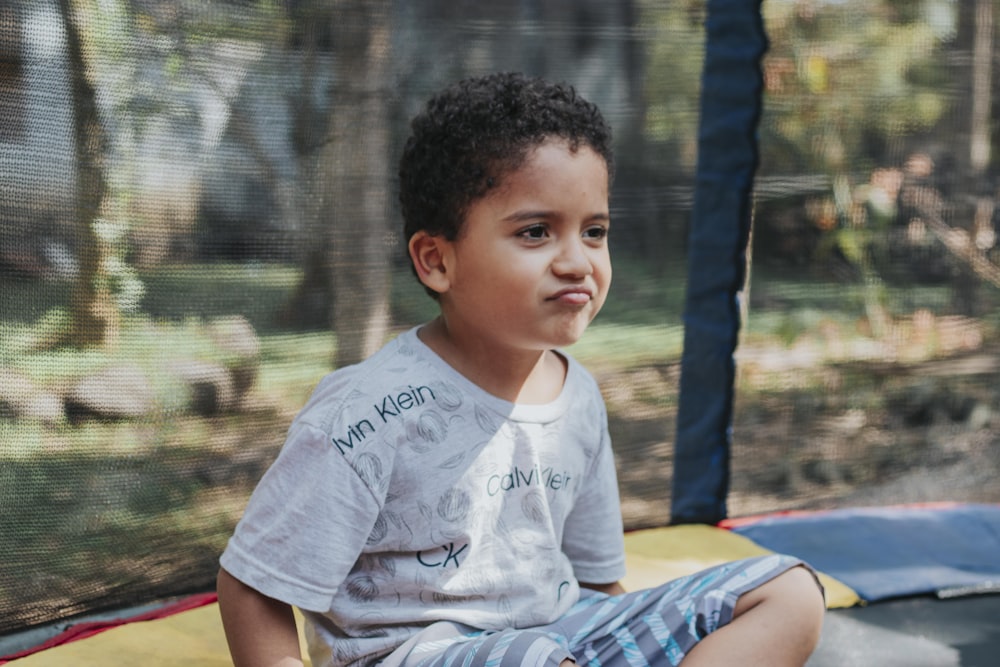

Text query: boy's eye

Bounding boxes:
[584,225,609,240]
[519,224,549,239]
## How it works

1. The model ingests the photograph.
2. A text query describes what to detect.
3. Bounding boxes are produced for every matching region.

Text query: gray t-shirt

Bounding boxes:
[220,327,626,666]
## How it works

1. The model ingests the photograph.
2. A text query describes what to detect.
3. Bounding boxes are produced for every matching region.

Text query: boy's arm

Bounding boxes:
[217,567,304,667]
[580,580,626,596]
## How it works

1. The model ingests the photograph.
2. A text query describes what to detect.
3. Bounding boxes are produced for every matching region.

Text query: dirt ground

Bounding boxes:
[601,350,1000,530]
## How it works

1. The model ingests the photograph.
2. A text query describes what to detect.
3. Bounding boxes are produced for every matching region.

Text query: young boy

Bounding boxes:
[217,72,825,667]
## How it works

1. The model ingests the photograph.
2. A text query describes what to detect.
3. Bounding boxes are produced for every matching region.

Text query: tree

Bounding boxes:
[58,0,119,347]
[326,1,393,367]
[279,1,393,366]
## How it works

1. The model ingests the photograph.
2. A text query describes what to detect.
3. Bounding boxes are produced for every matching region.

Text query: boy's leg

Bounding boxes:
[383,555,823,667]
[554,554,823,666]
[679,565,824,667]
[380,621,574,667]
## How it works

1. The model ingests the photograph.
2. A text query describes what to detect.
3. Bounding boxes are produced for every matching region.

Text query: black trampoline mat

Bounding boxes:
[808,595,1000,667]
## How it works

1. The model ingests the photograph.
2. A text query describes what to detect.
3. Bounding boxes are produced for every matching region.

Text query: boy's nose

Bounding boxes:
[552,238,593,277]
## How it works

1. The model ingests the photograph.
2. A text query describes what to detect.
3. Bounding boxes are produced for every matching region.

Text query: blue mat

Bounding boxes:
[729,504,1000,602]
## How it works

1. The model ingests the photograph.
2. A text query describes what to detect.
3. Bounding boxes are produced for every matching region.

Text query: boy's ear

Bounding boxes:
[408,231,452,294]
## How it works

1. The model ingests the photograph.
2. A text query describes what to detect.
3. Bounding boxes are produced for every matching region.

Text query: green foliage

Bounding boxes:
[638,0,959,177]
[569,322,684,372]
[95,218,145,312]
[636,1,706,172]
[139,263,301,333]
[759,0,955,174]
[0,308,72,359]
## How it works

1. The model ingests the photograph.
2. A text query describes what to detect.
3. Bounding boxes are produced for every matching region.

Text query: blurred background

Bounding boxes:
[2,0,999,641]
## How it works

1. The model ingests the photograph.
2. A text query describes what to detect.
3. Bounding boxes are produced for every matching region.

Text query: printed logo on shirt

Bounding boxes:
[417,541,469,569]
[332,384,436,455]
[486,464,572,496]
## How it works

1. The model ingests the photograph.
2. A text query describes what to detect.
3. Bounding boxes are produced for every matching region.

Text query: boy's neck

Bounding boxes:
[417,317,567,404]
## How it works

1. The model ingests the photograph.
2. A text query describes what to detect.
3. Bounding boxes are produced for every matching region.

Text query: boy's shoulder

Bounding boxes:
[297,327,434,423]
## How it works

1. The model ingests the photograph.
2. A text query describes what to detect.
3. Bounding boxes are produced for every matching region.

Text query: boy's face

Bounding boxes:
[431,138,612,353]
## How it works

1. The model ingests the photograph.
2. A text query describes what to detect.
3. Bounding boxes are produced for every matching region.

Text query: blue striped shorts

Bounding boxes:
[380,554,814,667]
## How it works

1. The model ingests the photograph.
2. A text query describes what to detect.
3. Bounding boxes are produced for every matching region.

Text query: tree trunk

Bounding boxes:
[58,0,119,347]
[281,1,393,361]
[325,1,393,367]
[970,0,993,180]
[952,0,995,314]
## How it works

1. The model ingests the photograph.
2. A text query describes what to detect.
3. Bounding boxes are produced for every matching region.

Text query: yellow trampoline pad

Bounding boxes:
[7,605,312,667]
[10,525,857,666]
[623,524,860,609]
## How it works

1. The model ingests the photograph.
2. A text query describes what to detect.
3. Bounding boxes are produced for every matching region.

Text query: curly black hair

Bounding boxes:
[398,72,614,250]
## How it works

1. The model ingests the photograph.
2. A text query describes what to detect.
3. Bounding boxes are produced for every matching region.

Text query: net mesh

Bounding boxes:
[1,0,999,640]
[731,0,1000,516]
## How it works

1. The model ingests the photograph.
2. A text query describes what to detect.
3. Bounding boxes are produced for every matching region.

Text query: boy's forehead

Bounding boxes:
[494,138,608,182]
[476,141,610,209]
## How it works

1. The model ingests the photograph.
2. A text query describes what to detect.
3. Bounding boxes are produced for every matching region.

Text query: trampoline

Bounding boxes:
[3,0,1000,665]
[3,507,1000,665]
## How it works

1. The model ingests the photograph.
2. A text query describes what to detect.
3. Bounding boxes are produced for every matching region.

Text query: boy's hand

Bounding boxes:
[579,580,625,596]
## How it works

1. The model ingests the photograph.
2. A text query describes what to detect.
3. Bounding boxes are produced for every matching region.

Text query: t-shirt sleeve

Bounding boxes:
[220,420,381,612]
[560,411,626,585]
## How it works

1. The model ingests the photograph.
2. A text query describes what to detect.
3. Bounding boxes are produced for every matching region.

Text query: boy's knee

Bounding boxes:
[778,566,826,654]
[785,564,826,611]
[736,564,826,622]
[690,565,823,666]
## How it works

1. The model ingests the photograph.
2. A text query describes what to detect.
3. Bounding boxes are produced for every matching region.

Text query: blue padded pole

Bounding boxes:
[671,0,768,525]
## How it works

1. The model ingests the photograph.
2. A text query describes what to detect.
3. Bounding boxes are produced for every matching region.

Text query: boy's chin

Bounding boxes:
[545,325,593,349]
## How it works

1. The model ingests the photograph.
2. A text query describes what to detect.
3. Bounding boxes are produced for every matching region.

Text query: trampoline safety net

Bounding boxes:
[1,0,998,641]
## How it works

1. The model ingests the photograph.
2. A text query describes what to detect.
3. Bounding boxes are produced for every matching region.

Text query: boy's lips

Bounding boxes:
[548,286,594,305]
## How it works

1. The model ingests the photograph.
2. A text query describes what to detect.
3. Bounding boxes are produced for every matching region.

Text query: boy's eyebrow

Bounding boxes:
[501,209,611,223]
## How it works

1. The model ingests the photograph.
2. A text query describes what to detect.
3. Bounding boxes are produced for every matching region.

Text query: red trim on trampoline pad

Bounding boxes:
[0,592,218,664]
